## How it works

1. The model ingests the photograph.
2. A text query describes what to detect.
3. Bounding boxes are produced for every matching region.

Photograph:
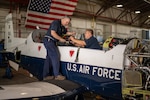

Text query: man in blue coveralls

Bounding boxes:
[69,29,101,50]
[43,16,75,80]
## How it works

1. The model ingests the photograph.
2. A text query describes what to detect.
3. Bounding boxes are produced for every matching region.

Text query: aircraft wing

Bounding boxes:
[0,80,86,100]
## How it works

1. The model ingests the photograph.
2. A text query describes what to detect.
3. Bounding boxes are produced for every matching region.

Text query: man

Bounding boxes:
[43,16,75,80]
[69,29,101,50]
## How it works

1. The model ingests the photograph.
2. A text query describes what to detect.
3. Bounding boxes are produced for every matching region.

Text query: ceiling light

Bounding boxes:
[116,4,123,8]
[148,15,150,18]
[135,11,141,14]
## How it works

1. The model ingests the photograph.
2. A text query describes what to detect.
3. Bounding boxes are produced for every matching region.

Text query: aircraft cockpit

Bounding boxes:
[31,29,127,49]
[32,29,47,43]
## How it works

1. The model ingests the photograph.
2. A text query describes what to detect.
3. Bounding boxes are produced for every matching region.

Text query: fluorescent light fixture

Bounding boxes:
[116,4,123,7]
[135,11,141,14]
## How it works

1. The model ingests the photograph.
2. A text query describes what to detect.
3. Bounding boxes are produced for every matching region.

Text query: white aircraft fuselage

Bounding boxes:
[3,13,128,100]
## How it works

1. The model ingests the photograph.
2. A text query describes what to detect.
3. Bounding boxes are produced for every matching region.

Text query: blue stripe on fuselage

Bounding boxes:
[61,62,122,100]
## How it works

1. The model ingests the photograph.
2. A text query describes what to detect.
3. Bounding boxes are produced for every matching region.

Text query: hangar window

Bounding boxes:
[32,29,47,43]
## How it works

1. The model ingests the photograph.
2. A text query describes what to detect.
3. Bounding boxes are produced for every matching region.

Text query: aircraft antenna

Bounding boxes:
[75,47,80,62]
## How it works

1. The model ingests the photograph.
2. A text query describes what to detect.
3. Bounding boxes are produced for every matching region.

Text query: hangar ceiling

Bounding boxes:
[0,0,150,28]
[75,0,150,28]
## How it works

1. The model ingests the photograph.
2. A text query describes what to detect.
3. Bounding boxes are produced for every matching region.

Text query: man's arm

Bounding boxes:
[70,41,84,47]
[69,36,86,47]
[66,31,76,36]
[51,30,66,42]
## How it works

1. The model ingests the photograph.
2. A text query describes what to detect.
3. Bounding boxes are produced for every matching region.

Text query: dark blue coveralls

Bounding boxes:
[43,19,67,79]
[85,36,102,50]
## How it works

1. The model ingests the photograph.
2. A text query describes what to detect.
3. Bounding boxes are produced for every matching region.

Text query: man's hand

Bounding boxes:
[69,36,75,41]
[67,32,76,36]
[59,38,66,43]
[72,32,76,36]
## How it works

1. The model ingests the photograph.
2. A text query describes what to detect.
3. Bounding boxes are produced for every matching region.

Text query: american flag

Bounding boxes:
[25,0,78,30]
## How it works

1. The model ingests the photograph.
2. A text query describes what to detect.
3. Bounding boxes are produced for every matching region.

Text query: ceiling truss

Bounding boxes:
[0,0,150,28]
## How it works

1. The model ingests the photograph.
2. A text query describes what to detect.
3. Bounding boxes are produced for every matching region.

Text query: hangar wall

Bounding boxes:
[0,7,148,41]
